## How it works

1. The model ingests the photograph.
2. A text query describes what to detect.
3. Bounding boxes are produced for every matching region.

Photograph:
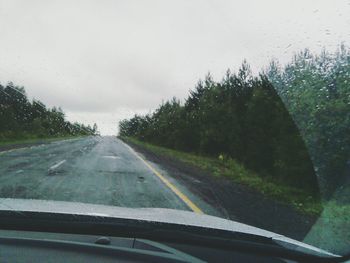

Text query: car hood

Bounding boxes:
[0,198,336,257]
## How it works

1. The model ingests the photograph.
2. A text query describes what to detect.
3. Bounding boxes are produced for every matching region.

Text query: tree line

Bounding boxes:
[119,63,320,196]
[0,82,98,141]
[267,44,350,198]
[119,45,349,199]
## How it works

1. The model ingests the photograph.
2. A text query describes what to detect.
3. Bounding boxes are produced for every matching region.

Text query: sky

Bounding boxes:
[0,0,349,135]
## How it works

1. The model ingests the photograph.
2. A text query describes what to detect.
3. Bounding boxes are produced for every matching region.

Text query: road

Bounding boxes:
[0,136,208,212]
[0,136,319,241]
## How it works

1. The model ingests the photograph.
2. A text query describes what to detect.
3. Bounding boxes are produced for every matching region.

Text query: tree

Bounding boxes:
[119,57,323,196]
[0,83,95,140]
[92,123,99,135]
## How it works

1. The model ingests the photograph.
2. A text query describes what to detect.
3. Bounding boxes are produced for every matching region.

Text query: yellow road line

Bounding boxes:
[122,142,203,214]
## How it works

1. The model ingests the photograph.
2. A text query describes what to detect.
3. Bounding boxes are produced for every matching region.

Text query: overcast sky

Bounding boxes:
[0,0,349,135]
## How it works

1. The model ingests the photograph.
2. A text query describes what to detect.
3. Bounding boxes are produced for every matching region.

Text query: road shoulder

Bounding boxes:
[123,138,318,241]
[0,137,82,153]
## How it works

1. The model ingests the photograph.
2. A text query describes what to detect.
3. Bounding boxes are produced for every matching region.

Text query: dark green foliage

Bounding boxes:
[266,45,350,198]
[0,83,98,140]
[119,61,321,197]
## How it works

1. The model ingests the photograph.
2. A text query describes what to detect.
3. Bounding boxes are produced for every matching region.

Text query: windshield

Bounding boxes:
[0,0,349,258]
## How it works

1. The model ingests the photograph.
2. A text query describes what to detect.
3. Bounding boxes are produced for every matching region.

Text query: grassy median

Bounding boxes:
[120,136,323,216]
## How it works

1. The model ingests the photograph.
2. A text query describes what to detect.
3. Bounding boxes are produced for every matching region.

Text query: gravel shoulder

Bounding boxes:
[126,140,319,241]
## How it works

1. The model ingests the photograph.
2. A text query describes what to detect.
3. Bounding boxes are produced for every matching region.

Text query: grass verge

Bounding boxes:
[121,136,323,216]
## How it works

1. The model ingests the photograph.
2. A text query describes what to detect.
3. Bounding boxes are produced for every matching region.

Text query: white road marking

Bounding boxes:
[29,144,45,149]
[102,155,121,159]
[86,212,109,217]
[49,160,66,171]
[51,137,81,145]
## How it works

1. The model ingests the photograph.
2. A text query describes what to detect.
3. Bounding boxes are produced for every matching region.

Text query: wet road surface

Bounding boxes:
[0,136,209,212]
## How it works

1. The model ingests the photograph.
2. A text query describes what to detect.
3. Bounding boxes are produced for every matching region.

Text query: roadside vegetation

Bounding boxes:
[267,44,350,199]
[121,136,322,215]
[119,44,350,209]
[0,83,98,144]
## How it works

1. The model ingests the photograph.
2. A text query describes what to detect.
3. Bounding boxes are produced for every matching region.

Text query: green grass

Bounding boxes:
[302,201,350,254]
[0,135,84,147]
[121,136,323,216]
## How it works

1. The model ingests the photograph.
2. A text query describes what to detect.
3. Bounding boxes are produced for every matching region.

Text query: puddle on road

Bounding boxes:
[138,176,145,182]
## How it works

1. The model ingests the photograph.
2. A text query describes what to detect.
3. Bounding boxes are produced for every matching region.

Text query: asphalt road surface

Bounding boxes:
[0,136,212,213]
[0,136,322,241]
